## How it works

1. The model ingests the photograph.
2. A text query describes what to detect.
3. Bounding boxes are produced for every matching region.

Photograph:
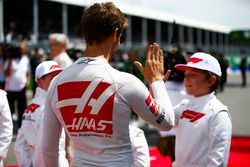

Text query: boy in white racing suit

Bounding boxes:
[170,52,232,167]
[14,61,69,167]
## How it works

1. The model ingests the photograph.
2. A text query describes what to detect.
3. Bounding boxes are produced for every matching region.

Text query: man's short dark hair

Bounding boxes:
[81,2,128,45]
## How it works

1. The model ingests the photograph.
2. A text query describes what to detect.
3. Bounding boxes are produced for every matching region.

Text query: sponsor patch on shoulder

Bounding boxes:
[78,58,95,64]
[145,94,160,116]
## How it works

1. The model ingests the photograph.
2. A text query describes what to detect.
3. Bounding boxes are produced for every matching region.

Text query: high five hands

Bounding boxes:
[134,43,171,84]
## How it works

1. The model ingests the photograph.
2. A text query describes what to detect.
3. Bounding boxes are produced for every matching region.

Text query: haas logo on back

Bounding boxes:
[55,78,122,135]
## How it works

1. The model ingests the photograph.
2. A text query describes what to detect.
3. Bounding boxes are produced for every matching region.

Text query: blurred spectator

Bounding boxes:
[27,31,37,45]
[29,47,47,94]
[48,33,73,68]
[5,31,13,43]
[4,41,30,128]
[0,44,6,89]
[163,46,187,82]
[240,50,247,87]
[17,34,25,42]
[123,50,145,82]
[214,52,229,92]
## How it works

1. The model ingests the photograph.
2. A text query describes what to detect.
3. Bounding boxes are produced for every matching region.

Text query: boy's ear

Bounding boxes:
[208,74,217,87]
[36,78,42,87]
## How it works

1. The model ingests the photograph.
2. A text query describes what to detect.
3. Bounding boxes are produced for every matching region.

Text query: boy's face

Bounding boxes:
[38,71,61,91]
[184,68,212,97]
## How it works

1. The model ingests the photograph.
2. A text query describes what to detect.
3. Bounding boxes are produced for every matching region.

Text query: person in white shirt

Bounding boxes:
[4,42,30,128]
[168,52,232,167]
[48,33,73,68]
[40,2,174,167]
[14,61,69,167]
[0,89,13,167]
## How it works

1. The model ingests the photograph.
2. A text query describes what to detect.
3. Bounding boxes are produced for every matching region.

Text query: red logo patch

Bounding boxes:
[25,103,40,113]
[180,110,205,122]
[55,78,122,135]
[187,57,203,63]
[145,95,159,116]
[49,65,60,70]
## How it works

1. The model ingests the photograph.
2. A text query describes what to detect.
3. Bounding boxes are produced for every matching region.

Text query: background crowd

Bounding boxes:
[0,1,249,166]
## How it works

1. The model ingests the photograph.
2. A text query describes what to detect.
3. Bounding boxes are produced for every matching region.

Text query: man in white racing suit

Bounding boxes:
[41,2,174,167]
[14,61,69,167]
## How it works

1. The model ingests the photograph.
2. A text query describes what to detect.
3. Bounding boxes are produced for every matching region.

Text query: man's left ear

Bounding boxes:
[112,28,119,41]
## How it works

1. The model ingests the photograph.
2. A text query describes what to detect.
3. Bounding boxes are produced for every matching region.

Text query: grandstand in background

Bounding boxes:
[0,0,250,54]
